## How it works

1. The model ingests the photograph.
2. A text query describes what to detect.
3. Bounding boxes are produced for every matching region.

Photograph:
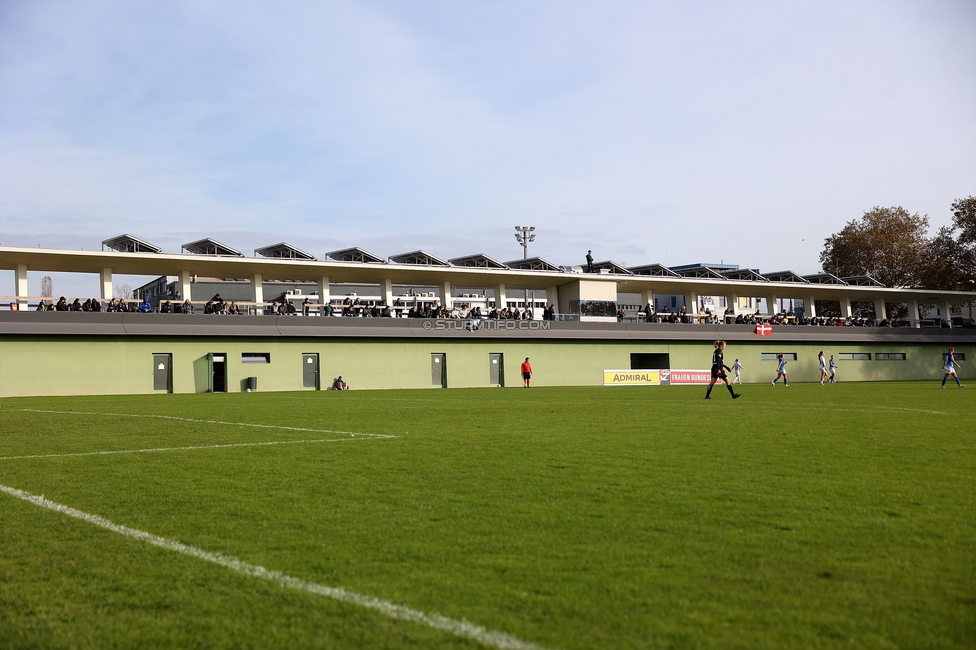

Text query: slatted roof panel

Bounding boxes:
[101,234,163,254]
[672,265,725,280]
[447,253,510,269]
[626,263,680,277]
[841,275,883,287]
[254,242,317,261]
[590,260,633,275]
[720,268,769,282]
[182,238,244,257]
[388,250,450,266]
[325,247,386,264]
[503,256,562,272]
[803,272,849,285]
[762,270,810,284]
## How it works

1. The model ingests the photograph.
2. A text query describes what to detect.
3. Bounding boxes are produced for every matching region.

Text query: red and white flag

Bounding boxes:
[755,323,772,336]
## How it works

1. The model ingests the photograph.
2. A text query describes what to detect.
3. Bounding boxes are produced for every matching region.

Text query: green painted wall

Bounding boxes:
[0,336,971,397]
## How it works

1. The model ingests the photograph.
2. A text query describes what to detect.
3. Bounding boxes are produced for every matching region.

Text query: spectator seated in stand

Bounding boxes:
[138,297,153,313]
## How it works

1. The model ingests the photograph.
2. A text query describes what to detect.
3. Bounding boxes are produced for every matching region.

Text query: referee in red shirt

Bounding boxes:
[521,358,532,388]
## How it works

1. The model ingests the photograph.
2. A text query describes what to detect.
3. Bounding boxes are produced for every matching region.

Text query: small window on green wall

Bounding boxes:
[761,353,797,361]
[839,352,870,360]
[242,353,271,363]
[876,353,906,361]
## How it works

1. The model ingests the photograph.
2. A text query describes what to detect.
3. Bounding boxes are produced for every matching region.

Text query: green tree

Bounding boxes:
[951,194,976,245]
[819,206,929,288]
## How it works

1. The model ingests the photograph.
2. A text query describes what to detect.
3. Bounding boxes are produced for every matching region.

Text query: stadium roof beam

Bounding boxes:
[101,234,162,254]
[325,247,386,264]
[389,250,450,266]
[673,265,725,280]
[720,269,769,282]
[448,253,510,269]
[590,260,633,275]
[803,272,849,285]
[762,270,810,284]
[504,256,562,272]
[627,263,680,278]
[182,238,244,257]
[254,242,317,261]
[842,275,883,287]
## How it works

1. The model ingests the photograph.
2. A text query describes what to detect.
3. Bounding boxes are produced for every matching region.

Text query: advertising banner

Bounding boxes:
[662,369,712,385]
[603,370,661,386]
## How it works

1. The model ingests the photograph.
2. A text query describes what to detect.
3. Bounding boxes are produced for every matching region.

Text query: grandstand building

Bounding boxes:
[1,236,974,396]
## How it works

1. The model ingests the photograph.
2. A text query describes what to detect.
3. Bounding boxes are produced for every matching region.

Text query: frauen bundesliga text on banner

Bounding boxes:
[603,370,713,386]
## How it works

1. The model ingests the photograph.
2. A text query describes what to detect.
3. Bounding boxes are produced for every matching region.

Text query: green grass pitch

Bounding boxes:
[0,382,973,649]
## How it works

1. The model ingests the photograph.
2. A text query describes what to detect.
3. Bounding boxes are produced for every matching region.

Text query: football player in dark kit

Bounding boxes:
[706,340,741,400]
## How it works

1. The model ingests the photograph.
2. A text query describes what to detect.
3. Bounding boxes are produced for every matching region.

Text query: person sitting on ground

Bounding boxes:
[331,376,349,390]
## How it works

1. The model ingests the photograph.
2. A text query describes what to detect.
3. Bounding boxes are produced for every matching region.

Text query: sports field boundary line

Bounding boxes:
[17,409,395,438]
[0,437,374,461]
[0,483,553,650]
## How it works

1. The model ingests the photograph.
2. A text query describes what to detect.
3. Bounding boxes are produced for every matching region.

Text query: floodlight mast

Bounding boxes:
[514,226,537,315]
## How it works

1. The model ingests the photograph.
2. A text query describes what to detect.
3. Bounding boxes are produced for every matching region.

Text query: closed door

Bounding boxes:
[153,354,172,392]
[303,353,319,389]
[489,353,504,387]
[431,353,446,388]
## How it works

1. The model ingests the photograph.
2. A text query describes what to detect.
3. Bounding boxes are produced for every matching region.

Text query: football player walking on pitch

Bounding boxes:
[706,340,741,399]
[942,347,964,388]
[771,354,789,386]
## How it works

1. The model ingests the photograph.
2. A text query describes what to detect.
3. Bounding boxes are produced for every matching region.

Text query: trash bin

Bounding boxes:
[245,377,257,392]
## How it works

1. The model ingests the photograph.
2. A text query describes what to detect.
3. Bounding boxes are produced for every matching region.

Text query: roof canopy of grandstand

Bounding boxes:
[673,265,726,280]
[254,242,316,261]
[762,270,809,283]
[720,268,769,282]
[627,263,680,277]
[448,253,509,269]
[803,272,848,285]
[842,275,883,287]
[591,260,632,275]
[101,234,162,254]
[504,256,561,272]
[389,250,449,266]
[325,247,386,264]
[182,238,244,257]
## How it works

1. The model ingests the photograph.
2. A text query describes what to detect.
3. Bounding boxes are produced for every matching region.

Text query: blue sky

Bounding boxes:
[1,0,974,296]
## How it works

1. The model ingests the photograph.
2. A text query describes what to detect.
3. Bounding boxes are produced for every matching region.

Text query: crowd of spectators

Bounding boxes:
[621,304,920,327]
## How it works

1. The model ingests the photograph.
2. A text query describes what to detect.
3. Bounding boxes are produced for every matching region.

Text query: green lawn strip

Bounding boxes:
[0,384,973,648]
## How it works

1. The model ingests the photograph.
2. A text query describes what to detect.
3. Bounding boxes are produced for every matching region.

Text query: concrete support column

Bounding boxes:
[99,268,113,301]
[765,294,778,316]
[907,298,919,328]
[725,295,739,316]
[546,285,558,310]
[943,300,954,328]
[252,273,263,310]
[640,289,653,311]
[380,278,393,306]
[683,291,698,315]
[180,271,192,302]
[840,296,852,319]
[439,280,452,309]
[15,264,28,309]
[805,296,817,318]
[494,284,506,310]
[873,298,887,322]
[316,276,330,316]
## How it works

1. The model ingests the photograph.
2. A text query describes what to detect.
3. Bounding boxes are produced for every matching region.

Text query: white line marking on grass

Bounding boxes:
[17,409,394,439]
[0,484,553,650]
[0,438,369,461]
